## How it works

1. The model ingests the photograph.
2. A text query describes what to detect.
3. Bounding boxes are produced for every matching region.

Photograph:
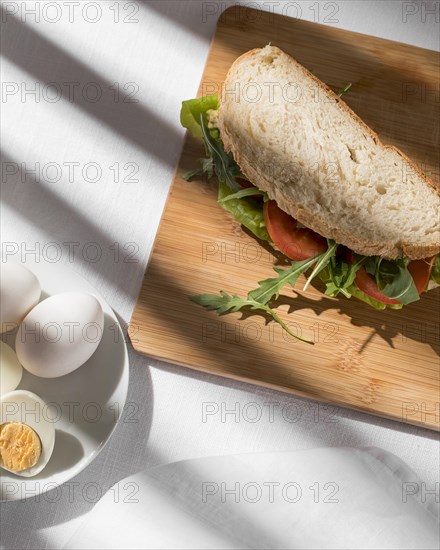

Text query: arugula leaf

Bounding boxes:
[182,157,214,181]
[219,187,266,202]
[346,284,403,310]
[318,255,403,309]
[218,181,270,241]
[320,255,366,298]
[200,114,241,192]
[431,255,440,285]
[380,261,420,304]
[180,95,220,139]
[248,256,317,304]
[180,96,269,240]
[303,240,338,291]
[337,83,352,97]
[190,291,314,344]
[182,167,204,181]
[364,256,420,305]
[247,241,341,304]
[181,93,416,334]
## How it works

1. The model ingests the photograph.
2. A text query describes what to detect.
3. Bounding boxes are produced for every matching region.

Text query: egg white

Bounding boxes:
[0,342,23,396]
[0,262,41,333]
[0,390,56,477]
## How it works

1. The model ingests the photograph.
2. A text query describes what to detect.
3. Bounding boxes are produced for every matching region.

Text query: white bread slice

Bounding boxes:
[218,45,440,260]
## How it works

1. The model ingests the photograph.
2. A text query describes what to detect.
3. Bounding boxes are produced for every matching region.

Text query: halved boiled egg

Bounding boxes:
[0,390,55,477]
[1,342,23,396]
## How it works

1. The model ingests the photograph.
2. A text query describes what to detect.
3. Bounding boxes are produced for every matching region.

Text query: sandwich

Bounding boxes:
[180,45,440,343]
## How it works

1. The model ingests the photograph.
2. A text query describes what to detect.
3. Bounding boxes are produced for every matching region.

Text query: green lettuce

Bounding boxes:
[316,256,364,298]
[364,256,419,305]
[346,284,403,310]
[218,181,270,242]
[180,95,219,139]
[179,94,418,317]
[180,94,269,241]
[430,255,440,285]
[318,260,407,309]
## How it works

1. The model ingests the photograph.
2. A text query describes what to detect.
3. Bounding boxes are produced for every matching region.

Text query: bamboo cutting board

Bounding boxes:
[131,7,440,430]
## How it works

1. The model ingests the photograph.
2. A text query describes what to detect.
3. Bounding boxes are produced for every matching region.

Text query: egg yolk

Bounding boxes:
[0,422,42,472]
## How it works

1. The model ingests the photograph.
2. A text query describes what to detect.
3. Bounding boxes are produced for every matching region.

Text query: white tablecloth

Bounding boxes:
[1,1,439,548]
[62,448,440,550]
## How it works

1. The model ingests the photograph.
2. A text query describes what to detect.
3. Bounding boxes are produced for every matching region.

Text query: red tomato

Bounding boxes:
[354,266,400,304]
[408,256,436,294]
[263,200,327,261]
[353,255,435,304]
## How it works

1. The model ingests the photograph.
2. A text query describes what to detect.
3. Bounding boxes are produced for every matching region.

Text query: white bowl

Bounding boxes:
[0,261,129,502]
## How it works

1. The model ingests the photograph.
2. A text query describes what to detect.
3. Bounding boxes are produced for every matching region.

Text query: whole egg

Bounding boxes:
[15,292,104,378]
[0,342,23,395]
[0,262,41,333]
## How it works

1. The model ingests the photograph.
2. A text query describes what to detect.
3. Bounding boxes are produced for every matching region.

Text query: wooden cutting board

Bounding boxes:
[131,7,440,430]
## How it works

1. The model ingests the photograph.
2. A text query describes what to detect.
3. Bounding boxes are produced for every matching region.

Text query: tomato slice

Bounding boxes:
[408,256,436,294]
[354,266,400,304]
[345,249,399,304]
[353,255,435,304]
[263,200,327,261]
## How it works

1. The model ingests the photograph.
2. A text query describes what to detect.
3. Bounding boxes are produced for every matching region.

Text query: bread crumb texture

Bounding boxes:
[218,45,440,259]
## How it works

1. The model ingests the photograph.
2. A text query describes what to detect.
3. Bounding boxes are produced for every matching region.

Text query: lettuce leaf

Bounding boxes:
[431,255,440,285]
[318,265,403,309]
[180,94,412,317]
[200,114,241,192]
[364,256,419,305]
[218,180,270,242]
[180,95,270,240]
[346,284,402,310]
[180,95,219,139]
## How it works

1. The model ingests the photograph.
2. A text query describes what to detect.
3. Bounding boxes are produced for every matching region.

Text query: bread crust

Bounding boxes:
[218,46,440,260]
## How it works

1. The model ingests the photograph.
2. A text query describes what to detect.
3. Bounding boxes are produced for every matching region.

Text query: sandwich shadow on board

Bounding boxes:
[134,238,440,396]
[244,228,440,356]
[130,126,440,431]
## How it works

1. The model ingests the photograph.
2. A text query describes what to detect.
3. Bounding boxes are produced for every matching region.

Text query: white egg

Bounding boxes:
[15,292,104,378]
[0,390,55,477]
[0,342,23,395]
[0,262,41,333]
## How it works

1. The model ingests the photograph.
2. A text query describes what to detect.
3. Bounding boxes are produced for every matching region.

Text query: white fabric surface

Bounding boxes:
[63,448,439,550]
[1,1,439,548]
